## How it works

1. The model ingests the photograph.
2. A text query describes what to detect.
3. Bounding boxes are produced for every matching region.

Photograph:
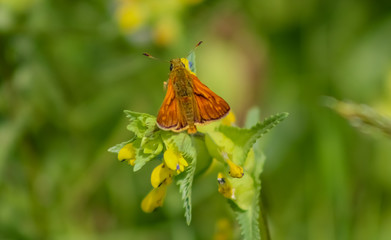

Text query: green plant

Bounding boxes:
[108,49,288,240]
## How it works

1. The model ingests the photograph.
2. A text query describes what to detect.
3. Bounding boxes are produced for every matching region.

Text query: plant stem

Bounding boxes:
[259,191,271,240]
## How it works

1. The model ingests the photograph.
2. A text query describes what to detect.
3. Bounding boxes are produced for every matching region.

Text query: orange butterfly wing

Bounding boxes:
[156,79,187,132]
[191,74,230,124]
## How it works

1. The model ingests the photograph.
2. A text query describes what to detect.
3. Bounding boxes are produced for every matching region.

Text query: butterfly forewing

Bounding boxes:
[192,75,230,124]
[156,79,187,132]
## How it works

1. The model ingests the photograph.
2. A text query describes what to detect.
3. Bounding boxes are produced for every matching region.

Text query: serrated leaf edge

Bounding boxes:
[242,112,289,160]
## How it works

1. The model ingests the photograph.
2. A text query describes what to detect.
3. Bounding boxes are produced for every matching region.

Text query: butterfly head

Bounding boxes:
[169,58,196,76]
[169,58,186,72]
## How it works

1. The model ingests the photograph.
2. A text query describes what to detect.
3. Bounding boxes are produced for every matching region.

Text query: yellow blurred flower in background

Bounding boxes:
[115,0,147,34]
[154,17,180,46]
[213,218,234,240]
[114,0,203,46]
[0,0,38,12]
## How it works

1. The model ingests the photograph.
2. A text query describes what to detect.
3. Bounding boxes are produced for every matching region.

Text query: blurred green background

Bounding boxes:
[1,0,391,239]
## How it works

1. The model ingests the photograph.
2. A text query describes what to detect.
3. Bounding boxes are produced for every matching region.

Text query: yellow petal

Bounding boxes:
[118,143,136,164]
[164,148,180,171]
[227,159,244,178]
[179,157,189,167]
[116,2,146,34]
[180,157,189,173]
[151,163,173,188]
[221,111,236,126]
[128,159,135,166]
[217,173,234,199]
[141,184,168,213]
[164,147,188,173]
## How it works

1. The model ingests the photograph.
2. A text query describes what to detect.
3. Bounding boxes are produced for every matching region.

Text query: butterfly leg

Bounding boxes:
[163,81,168,90]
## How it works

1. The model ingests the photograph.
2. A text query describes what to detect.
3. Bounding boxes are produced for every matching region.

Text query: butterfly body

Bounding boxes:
[157,58,230,134]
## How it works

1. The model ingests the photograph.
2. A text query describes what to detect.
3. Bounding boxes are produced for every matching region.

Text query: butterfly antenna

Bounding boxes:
[143,52,169,63]
[195,41,203,48]
[187,41,203,57]
[143,52,158,60]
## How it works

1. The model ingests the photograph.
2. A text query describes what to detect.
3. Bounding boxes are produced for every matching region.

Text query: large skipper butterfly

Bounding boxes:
[144,42,230,134]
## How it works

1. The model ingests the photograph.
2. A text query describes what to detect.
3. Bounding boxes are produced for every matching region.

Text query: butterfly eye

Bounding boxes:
[188,61,193,69]
[170,64,173,71]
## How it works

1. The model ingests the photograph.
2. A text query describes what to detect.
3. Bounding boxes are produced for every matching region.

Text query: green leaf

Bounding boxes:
[124,110,157,138]
[233,184,261,240]
[107,139,133,154]
[192,134,213,177]
[230,173,255,210]
[141,130,163,154]
[244,107,261,128]
[133,148,159,172]
[107,131,137,155]
[232,152,266,240]
[204,130,235,162]
[163,132,197,225]
[120,111,163,171]
[142,140,163,155]
[219,112,289,165]
[133,135,164,172]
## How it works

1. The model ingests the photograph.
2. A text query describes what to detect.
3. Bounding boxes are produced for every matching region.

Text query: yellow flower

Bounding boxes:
[153,17,179,46]
[221,111,236,126]
[227,159,244,178]
[217,173,235,199]
[142,162,175,213]
[221,152,243,178]
[151,163,174,188]
[213,218,234,240]
[164,147,188,174]
[115,1,147,34]
[118,143,136,166]
[141,183,168,213]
